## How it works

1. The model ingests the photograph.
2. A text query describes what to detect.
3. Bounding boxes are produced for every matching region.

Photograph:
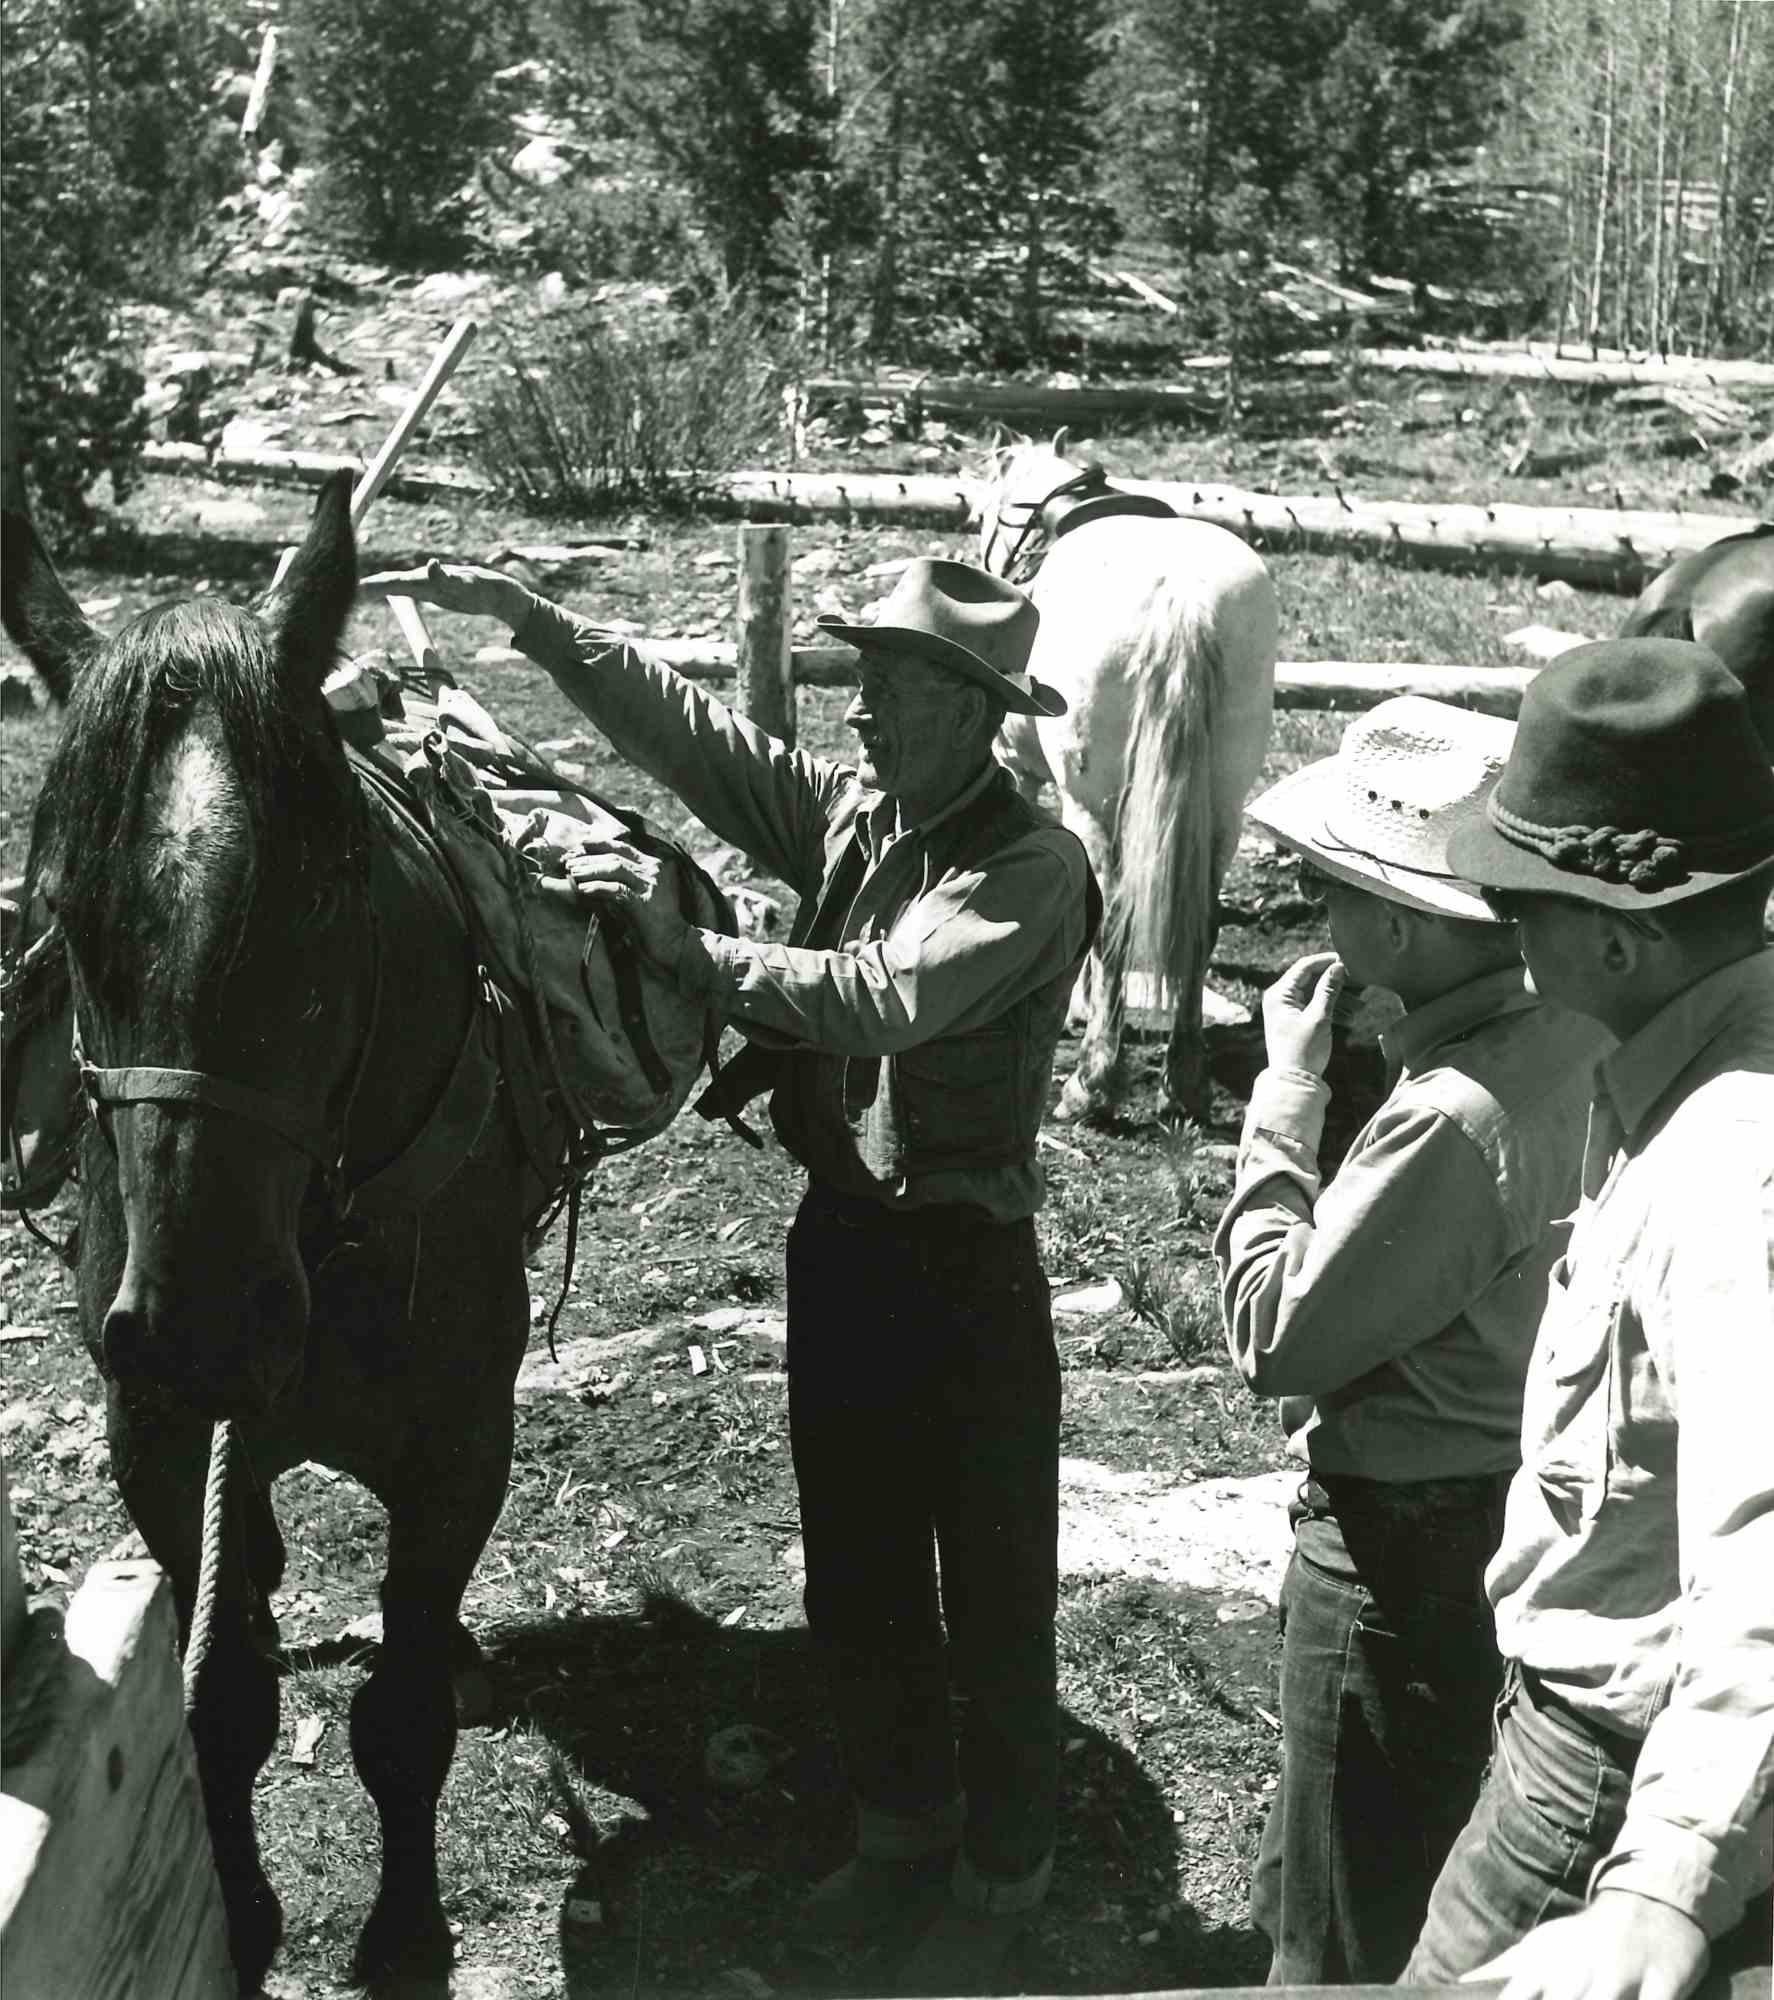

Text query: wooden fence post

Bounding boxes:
[736,524,795,746]
[1,1453,234,1999]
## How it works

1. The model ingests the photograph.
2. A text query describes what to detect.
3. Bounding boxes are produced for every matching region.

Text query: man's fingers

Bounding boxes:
[1273,953,1344,1010]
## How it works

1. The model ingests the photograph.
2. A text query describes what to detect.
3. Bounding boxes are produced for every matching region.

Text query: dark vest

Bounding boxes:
[698,767,1100,1191]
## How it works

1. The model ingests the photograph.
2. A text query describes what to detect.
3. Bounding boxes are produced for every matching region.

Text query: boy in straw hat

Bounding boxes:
[1214,695,1612,1983]
[357,554,1095,1993]
[1404,635,1774,2000]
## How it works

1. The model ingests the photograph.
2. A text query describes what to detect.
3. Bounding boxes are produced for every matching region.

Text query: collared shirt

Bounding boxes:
[1488,948,1774,1940]
[514,597,1090,1218]
[1216,967,1608,1482]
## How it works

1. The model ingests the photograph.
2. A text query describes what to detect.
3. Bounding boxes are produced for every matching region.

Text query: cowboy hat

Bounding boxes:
[1246,696,1516,921]
[817,558,1066,718]
[1446,636,1774,909]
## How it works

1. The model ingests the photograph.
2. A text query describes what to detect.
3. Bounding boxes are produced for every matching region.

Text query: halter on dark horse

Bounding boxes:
[2,474,549,1992]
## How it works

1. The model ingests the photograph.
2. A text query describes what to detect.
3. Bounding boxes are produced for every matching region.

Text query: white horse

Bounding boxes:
[978,436,1278,1122]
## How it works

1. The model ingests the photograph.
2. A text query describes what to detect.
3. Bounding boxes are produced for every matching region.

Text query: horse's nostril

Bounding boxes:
[103,1301,149,1379]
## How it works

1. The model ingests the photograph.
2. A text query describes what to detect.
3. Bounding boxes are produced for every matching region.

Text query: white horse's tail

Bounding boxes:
[1113,575,1222,1013]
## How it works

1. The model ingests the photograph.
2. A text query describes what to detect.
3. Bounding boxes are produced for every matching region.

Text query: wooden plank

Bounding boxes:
[0,1561,232,2000]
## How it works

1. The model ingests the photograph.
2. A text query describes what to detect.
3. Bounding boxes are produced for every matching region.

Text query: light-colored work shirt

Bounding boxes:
[1216,967,1608,1481]
[513,596,1091,1219]
[1488,947,1774,1940]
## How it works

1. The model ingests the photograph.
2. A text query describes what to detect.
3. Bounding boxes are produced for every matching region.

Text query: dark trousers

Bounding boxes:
[1252,1469,1512,1984]
[785,1181,1060,1894]
[1406,1662,1774,1982]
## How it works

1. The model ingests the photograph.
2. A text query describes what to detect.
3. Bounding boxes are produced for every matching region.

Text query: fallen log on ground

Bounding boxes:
[1324,345,1774,394]
[800,373,1331,424]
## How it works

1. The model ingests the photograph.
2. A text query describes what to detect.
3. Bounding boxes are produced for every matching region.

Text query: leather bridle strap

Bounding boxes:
[80,1064,341,1175]
[989,467,1100,579]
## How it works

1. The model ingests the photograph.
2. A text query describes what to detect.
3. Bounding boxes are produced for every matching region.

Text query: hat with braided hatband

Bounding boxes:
[1446,636,1774,909]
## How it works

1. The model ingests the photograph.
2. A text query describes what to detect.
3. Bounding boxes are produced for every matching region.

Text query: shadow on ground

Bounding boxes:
[431,1587,1264,1998]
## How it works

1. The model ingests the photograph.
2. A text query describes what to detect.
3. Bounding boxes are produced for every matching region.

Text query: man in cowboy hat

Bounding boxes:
[1402,637,1774,2000]
[1214,696,1611,1983]
[358,554,1096,1992]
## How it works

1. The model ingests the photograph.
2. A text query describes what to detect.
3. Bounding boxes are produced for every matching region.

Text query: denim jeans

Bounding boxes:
[785,1181,1060,1903]
[1406,1663,1774,1981]
[1252,1469,1512,1984]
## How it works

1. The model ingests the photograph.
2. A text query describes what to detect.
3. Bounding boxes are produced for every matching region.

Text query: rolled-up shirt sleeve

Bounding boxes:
[513,593,847,897]
[1216,1066,1518,1398]
[675,838,1088,1056]
[1588,1143,1774,1935]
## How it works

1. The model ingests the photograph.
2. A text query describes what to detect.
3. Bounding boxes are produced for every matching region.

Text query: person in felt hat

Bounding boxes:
[1213,696,1612,1984]
[1402,636,1774,2000]
[358,554,1096,1992]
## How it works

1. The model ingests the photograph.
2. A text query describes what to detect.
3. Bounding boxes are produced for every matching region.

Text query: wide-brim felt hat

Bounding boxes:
[1246,695,1516,920]
[817,557,1066,718]
[1446,636,1774,909]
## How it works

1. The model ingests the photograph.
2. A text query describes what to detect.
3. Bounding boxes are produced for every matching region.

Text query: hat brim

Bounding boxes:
[1445,813,1774,910]
[815,615,1066,718]
[1247,761,1501,921]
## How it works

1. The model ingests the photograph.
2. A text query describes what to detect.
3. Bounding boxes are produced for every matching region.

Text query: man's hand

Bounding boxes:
[1463,1891,1710,2000]
[1261,952,1347,1078]
[566,837,690,971]
[357,559,534,631]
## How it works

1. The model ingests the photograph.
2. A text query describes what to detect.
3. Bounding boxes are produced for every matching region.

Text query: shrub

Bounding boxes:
[469,294,794,517]
[1,0,239,522]
[287,0,507,258]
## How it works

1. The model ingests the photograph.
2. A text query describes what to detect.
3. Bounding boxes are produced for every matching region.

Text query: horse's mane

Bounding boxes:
[32,596,362,967]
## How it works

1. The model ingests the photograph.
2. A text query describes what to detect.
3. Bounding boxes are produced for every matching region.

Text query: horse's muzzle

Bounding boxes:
[103,1255,309,1418]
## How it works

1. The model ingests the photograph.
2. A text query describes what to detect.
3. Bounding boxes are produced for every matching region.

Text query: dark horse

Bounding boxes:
[1621,520,1774,753]
[2,476,545,1993]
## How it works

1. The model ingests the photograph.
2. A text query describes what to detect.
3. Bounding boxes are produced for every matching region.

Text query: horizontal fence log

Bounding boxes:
[132,447,1757,592]
[1112,479,1756,592]
[141,439,494,506]
[561,639,1539,717]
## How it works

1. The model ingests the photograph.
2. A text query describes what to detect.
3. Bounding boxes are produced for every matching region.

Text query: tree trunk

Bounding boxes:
[1588,38,1616,348]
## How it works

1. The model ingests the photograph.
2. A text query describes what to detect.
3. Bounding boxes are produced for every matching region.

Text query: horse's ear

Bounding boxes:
[260,469,357,694]
[0,505,98,705]
[1052,426,1071,456]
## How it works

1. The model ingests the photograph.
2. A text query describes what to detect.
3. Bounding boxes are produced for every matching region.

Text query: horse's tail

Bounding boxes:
[1113,573,1223,1016]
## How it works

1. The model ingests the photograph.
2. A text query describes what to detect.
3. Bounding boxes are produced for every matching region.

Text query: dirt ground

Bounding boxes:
[0,298,1731,1997]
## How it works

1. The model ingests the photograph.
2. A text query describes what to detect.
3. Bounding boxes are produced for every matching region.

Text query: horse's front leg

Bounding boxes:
[107,1392,285,1995]
[349,1425,513,1987]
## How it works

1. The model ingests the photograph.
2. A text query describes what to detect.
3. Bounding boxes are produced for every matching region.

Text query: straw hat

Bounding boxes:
[817,558,1066,718]
[1246,696,1515,921]
[1447,635,1774,909]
